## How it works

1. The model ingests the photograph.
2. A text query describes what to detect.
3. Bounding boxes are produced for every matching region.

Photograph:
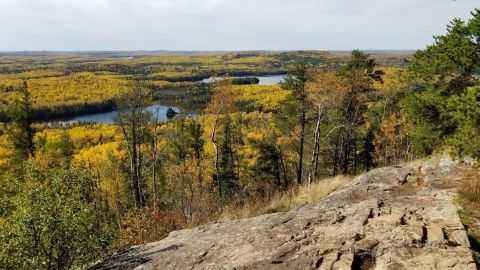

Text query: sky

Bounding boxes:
[0,0,478,51]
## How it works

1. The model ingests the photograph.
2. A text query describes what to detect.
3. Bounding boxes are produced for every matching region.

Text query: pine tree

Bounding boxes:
[334,50,383,174]
[280,61,310,184]
[217,115,236,198]
[403,9,480,158]
[6,81,35,162]
[252,138,282,188]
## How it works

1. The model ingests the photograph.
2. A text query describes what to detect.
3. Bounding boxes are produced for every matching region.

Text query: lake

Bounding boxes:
[47,74,286,125]
[54,105,180,125]
[201,74,286,85]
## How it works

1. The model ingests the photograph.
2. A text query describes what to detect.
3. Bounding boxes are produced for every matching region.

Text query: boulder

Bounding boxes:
[91,157,477,270]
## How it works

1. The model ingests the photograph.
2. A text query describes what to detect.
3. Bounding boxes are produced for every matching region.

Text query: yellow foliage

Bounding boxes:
[34,124,120,151]
[233,85,290,111]
[0,134,12,168]
[373,111,410,166]
[374,67,404,90]
[0,72,127,110]
[74,141,125,166]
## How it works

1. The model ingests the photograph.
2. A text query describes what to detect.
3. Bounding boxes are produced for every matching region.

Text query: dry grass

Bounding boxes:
[456,168,480,203]
[406,151,450,168]
[459,184,480,266]
[219,175,353,221]
[406,156,431,168]
[456,165,480,266]
[292,175,353,207]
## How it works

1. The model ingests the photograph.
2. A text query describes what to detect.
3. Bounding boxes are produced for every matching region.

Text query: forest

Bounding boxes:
[0,9,479,269]
[0,50,406,121]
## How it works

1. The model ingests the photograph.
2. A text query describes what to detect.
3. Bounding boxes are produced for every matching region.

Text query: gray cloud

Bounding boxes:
[0,0,478,51]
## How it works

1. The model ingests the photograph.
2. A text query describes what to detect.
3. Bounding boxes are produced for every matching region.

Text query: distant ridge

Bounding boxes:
[327,50,416,55]
[0,49,415,57]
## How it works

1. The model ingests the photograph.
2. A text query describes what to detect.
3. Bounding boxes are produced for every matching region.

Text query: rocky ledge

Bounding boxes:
[92,156,478,270]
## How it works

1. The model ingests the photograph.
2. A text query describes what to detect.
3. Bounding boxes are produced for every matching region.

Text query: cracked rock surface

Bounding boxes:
[91,156,477,270]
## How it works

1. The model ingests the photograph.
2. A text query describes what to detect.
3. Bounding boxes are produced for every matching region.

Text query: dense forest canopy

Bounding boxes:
[0,9,479,269]
[0,50,409,121]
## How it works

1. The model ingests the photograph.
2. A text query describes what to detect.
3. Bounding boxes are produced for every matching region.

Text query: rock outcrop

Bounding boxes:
[92,156,478,270]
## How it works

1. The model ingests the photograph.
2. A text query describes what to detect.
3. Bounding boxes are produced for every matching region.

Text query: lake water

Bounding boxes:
[201,74,286,85]
[55,105,180,125]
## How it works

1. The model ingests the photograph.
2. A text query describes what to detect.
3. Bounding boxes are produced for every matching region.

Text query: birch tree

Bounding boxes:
[306,72,348,184]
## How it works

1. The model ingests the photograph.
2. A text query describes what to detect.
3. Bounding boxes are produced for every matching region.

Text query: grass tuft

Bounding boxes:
[292,175,352,207]
[219,175,353,221]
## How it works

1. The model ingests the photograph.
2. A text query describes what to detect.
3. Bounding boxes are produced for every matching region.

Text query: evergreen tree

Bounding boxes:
[403,9,480,158]
[6,81,35,162]
[409,9,480,95]
[279,61,311,184]
[334,50,383,174]
[252,139,282,188]
[166,107,178,120]
[187,120,204,160]
[217,115,236,198]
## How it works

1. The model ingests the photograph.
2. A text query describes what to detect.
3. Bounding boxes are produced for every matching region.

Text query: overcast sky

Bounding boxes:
[0,0,478,51]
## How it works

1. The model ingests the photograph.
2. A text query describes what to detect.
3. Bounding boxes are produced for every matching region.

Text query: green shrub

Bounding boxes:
[0,165,110,270]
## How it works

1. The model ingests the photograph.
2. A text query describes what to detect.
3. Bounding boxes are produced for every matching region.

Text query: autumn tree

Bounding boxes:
[373,112,412,166]
[145,106,167,208]
[114,80,153,208]
[305,71,348,184]
[165,118,213,225]
[205,77,239,197]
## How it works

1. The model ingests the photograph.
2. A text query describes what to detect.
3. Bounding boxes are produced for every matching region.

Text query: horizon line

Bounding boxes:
[0,49,418,54]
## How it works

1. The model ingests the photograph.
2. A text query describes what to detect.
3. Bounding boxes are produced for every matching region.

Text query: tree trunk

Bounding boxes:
[211,112,221,197]
[297,111,306,184]
[307,107,322,185]
[278,146,289,189]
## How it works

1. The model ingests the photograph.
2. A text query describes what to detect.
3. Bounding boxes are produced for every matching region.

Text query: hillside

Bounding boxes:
[91,156,479,269]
